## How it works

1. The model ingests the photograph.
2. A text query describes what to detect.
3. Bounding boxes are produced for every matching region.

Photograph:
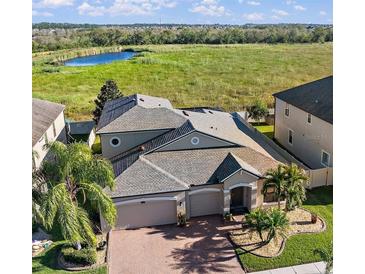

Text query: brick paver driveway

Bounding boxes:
[108,215,244,274]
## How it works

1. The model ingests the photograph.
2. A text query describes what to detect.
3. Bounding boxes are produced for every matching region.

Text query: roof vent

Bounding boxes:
[158,104,161,106]
[138,145,145,152]
[210,126,214,129]
[139,98,145,102]
[182,110,189,117]
[208,110,213,114]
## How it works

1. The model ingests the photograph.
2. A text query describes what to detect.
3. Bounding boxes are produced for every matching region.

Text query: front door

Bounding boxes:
[230,187,243,208]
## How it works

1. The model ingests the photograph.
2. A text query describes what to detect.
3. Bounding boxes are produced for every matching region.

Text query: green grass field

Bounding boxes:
[253,124,274,139]
[32,44,332,120]
[32,241,107,274]
[237,186,333,272]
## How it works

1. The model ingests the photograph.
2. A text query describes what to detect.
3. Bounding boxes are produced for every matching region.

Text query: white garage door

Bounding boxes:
[190,191,222,217]
[116,199,177,229]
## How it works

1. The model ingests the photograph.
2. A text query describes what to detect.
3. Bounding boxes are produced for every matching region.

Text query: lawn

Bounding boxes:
[32,43,332,120]
[236,186,333,272]
[252,124,274,139]
[32,241,107,274]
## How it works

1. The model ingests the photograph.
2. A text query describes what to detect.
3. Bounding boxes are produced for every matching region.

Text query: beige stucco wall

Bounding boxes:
[156,131,234,152]
[223,170,258,190]
[100,129,169,159]
[32,111,66,169]
[274,98,333,169]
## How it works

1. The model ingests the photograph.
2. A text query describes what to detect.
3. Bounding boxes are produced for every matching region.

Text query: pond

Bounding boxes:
[64,51,137,67]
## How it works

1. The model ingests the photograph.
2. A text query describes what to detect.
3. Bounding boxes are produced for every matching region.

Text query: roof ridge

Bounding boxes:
[228,152,262,177]
[139,157,189,188]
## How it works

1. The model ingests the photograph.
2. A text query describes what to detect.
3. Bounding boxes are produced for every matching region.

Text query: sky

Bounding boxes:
[32,0,333,25]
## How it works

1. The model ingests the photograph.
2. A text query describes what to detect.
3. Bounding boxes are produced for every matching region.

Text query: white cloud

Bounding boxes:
[272,9,289,16]
[39,0,74,7]
[320,11,327,16]
[109,0,177,16]
[76,0,177,17]
[271,15,280,20]
[190,0,228,17]
[78,2,106,16]
[243,12,263,21]
[247,1,260,6]
[32,10,54,16]
[285,0,296,5]
[294,5,306,11]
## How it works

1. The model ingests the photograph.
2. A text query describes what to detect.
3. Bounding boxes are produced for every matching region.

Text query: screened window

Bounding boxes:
[52,122,57,137]
[264,186,277,203]
[307,113,312,124]
[285,104,290,117]
[288,129,293,145]
[321,151,330,167]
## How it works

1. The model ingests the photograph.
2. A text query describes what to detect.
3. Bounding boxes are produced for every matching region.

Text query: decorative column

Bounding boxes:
[223,189,231,214]
[250,185,258,210]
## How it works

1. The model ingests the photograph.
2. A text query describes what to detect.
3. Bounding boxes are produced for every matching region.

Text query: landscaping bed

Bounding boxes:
[230,208,325,257]
[235,186,333,272]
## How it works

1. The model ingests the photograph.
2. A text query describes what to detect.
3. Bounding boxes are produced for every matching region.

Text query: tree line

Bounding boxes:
[32,24,332,52]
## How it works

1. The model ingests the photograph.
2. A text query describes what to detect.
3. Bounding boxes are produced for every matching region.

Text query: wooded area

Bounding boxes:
[32,24,333,52]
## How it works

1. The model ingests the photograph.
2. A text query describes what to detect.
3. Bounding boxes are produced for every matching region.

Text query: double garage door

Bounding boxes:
[116,199,177,229]
[189,190,222,217]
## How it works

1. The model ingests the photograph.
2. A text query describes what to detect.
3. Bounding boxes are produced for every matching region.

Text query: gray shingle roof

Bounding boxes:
[111,121,195,176]
[213,152,262,182]
[98,106,187,134]
[32,98,65,146]
[174,109,272,156]
[108,147,279,198]
[273,76,333,124]
[106,157,189,198]
[67,120,95,135]
[96,94,180,133]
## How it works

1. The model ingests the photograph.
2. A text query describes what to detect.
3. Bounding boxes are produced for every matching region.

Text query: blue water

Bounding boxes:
[64,51,137,67]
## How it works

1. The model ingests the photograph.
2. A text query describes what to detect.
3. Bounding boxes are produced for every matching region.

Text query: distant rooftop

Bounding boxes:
[273,76,333,124]
[32,98,65,146]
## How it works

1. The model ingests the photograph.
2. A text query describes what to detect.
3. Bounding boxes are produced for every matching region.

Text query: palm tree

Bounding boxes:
[265,208,289,243]
[36,141,116,248]
[314,244,333,274]
[284,163,309,211]
[262,164,287,209]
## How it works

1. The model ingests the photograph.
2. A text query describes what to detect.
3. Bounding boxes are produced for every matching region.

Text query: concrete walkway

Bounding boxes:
[251,262,328,274]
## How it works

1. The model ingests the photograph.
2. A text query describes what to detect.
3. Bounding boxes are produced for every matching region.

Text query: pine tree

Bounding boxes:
[93,80,123,123]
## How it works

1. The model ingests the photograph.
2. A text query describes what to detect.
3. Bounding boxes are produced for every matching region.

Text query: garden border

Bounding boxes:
[229,207,327,258]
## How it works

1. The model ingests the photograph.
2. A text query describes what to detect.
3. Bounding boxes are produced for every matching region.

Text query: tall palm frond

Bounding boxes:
[284,164,309,211]
[263,164,287,209]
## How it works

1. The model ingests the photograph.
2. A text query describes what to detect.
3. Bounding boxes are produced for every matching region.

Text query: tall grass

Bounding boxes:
[32,43,332,120]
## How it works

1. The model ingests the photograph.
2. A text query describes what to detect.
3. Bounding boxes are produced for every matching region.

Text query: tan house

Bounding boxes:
[32,98,66,169]
[273,76,333,169]
[97,94,286,230]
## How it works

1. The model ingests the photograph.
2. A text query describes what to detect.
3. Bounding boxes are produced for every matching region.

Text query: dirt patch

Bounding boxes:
[229,208,326,258]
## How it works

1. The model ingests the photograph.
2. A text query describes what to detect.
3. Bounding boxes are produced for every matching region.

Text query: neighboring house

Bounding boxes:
[66,120,96,147]
[273,76,333,169]
[97,94,284,230]
[32,98,66,169]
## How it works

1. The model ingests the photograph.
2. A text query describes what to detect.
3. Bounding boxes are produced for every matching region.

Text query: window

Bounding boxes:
[321,150,330,167]
[285,104,290,117]
[191,136,200,145]
[52,122,57,137]
[264,186,277,203]
[307,113,312,124]
[44,132,48,144]
[288,129,293,145]
[110,137,121,147]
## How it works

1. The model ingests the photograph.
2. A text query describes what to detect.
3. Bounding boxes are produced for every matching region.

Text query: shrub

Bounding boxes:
[246,207,289,243]
[41,66,60,73]
[61,245,97,266]
[177,212,187,227]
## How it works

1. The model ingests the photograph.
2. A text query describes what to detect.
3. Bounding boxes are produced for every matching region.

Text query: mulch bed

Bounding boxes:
[229,208,326,258]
